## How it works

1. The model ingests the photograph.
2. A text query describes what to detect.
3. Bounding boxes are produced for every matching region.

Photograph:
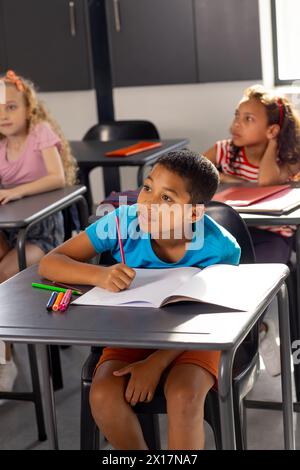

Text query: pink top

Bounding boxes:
[0,122,61,187]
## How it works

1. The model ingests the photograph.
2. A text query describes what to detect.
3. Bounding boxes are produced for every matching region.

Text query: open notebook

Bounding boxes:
[72,264,284,312]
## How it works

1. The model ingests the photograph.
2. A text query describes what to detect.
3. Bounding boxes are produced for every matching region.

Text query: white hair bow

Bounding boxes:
[0,80,5,105]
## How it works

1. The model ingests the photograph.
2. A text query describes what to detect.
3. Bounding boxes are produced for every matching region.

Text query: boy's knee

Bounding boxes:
[89,377,124,419]
[166,384,206,418]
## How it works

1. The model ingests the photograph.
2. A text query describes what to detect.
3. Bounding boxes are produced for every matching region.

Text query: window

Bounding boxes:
[271,0,300,85]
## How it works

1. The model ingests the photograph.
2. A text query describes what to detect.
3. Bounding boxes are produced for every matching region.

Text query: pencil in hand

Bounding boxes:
[115,215,126,264]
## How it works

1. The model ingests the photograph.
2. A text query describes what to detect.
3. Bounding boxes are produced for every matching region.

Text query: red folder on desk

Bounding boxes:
[213,185,290,207]
[105,141,162,157]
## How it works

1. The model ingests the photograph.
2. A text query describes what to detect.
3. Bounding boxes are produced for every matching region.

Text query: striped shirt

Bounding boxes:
[215,139,295,237]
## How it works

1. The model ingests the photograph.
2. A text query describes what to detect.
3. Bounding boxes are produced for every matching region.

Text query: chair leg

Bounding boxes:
[286,273,300,401]
[233,395,247,450]
[204,392,222,449]
[49,345,63,391]
[80,381,99,450]
[138,414,161,450]
[27,344,47,441]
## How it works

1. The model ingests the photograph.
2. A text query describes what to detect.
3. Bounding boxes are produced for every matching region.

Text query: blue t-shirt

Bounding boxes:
[85,204,240,268]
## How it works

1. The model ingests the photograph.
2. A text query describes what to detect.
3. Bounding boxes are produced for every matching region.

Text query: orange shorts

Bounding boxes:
[95,347,220,387]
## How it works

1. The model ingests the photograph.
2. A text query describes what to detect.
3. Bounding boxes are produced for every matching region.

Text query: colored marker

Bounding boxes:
[115,215,125,264]
[46,291,58,311]
[52,281,83,295]
[32,282,81,296]
[52,292,64,312]
[58,289,72,312]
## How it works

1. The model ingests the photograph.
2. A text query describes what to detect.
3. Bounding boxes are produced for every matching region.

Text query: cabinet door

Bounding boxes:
[194,0,262,82]
[106,0,197,87]
[1,0,93,91]
[0,1,6,72]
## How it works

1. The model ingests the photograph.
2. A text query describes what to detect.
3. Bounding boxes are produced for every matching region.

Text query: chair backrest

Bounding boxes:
[83,120,160,142]
[205,201,256,264]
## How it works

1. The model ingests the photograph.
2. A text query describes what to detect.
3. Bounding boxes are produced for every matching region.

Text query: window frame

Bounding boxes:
[271,0,300,85]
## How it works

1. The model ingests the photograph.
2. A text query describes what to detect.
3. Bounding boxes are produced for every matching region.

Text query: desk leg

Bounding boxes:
[103,167,121,196]
[137,165,145,187]
[37,344,59,450]
[277,284,295,450]
[74,194,89,229]
[137,164,152,187]
[294,226,300,401]
[218,349,236,450]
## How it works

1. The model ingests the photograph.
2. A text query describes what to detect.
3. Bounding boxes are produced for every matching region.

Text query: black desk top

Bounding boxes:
[0,264,289,351]
[70,139,189,167]
[0,185,86,229]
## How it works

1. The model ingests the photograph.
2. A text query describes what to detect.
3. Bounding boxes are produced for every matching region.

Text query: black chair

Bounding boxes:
[80,201,262,450]
[81,120,160,212]
[83,120,160,142]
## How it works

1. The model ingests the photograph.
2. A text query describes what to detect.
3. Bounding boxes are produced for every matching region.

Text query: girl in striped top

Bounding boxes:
[204,84,300,264]
[204,85,300,377]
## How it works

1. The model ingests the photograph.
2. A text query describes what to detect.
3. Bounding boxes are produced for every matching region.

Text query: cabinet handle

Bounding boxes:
[69,1,76,37]
[113,0,121,32]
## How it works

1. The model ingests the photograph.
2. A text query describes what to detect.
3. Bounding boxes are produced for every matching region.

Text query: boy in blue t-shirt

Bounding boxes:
[39,149,240,450]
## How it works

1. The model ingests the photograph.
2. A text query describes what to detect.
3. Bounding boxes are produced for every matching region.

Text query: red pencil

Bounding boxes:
[115,215,125,264]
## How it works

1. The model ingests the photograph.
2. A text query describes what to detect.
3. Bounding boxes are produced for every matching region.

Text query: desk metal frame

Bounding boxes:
[0,186,89,437]
[241,209,300,407]
[0,264,294,450]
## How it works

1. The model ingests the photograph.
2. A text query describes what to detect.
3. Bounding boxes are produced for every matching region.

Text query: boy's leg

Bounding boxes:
[164,363,214,450]
[90,360,148,450]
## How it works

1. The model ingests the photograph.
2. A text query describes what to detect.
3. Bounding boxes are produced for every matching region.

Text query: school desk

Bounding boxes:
[70,139,189,211]
[0,185,89,270]
[0,185,89,429]
[0,263,294,450]
[215,183,300,404]
[240,208,300,407]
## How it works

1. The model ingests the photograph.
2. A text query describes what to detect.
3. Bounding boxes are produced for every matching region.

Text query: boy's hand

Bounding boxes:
[0,188,23,204]
[97,263,136,292]
[113,358,163,406]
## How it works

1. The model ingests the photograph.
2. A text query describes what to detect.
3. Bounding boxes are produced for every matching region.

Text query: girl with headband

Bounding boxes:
[0,70,77,391]
[204,84,300,377]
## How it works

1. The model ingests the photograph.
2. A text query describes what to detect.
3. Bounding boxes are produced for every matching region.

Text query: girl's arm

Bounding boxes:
[203,146,245,184]
[0,147,65,204]
[258,139,281,185]
[258,139,291,186]
[38,231,135,291]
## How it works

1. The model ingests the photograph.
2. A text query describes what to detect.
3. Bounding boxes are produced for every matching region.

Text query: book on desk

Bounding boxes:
[72,264,284,312]
[213,184,300,215]
[105,141,162,157]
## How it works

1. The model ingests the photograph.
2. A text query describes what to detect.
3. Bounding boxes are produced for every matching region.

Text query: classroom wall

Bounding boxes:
[38,0,271,205]
[40,80,257,205]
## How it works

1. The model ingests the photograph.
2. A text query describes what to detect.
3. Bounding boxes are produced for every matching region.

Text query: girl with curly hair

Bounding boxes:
[0,70,77,390]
